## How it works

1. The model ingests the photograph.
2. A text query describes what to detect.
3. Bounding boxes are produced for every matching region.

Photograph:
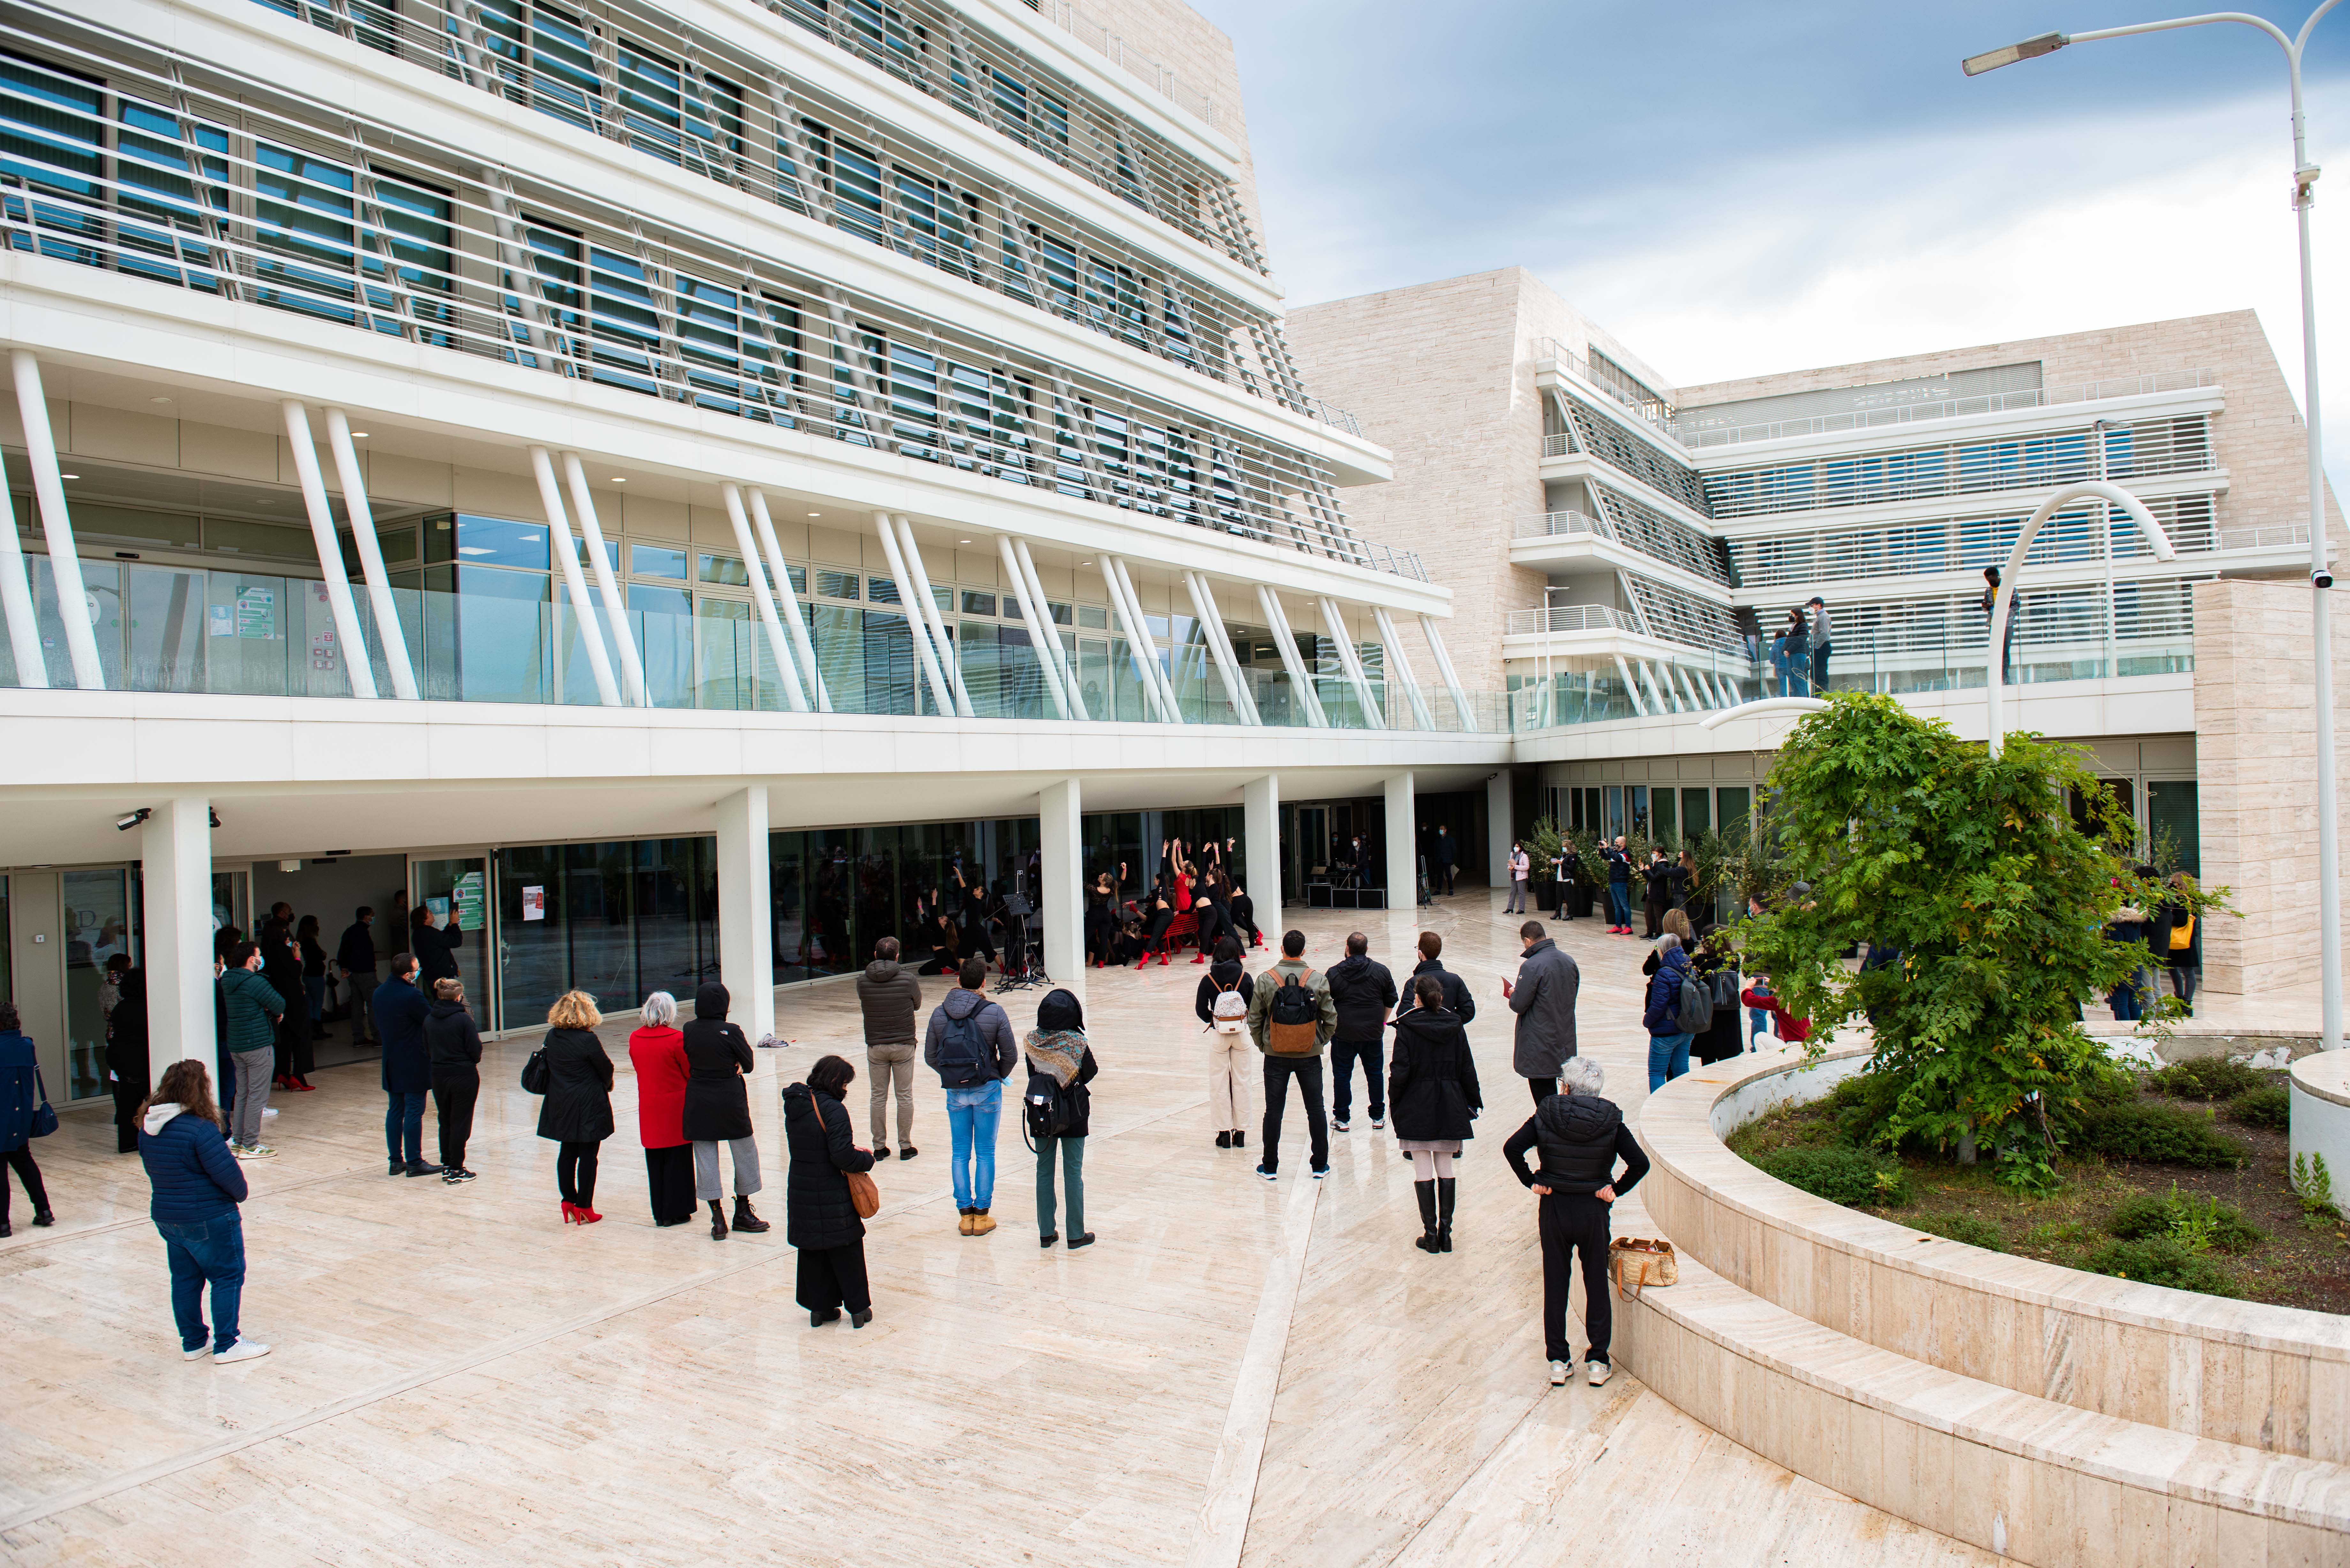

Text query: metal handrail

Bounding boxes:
[1533,338,1675,426]
[1669,368,2221,449]
[1512,509,1617,541]
[1504,604,1642,635]
[1028,0,1220,128]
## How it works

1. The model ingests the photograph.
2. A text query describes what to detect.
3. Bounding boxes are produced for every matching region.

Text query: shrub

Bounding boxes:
[2105,1192,2172,1240]
[1911,1212,2004,1251]
[2229,1086,2289,1131]
[2075,1101,2248,1168]
[2105,1187,2263,1254]
[2082,1236,2241,1297]
[1758,1145,1913,1207]
[2145,1058,2263,1101]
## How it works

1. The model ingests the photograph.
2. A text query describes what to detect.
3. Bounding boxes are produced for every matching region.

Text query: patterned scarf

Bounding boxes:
[1023,1028,1087,1087]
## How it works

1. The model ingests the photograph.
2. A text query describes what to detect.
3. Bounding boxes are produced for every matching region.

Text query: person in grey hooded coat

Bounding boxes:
[1502,921,1579,1106]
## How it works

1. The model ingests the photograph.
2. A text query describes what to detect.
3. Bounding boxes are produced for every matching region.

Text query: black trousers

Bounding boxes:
[1259,1056,1328,1174]
[432,1067,479,1170]
[1642,897,1667,939]
[2,1145,49,1222]
[1526,1075,1556,1106]
[645,1143,698,1225]
[1539,1192,1613,1364]
[1329,1035,1385,1122]
[556,1141,601,1209]
[272,1008,313,1079]
[113,1074,144,1154]
[797,1240,872,1317]
[1436,863,1455,895]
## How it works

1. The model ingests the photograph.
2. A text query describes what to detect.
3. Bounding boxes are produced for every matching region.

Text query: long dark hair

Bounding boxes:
[139,1059,222,1130]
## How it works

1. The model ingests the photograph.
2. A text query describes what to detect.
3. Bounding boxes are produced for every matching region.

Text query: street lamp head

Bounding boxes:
[1962,32,2067,75]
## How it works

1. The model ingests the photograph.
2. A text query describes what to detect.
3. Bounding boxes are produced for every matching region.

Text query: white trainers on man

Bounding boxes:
[1586,1359,1613,1387]
[1549,1360,1570,1387]
[181,1344,211,1362]
[214,1338,272,1365]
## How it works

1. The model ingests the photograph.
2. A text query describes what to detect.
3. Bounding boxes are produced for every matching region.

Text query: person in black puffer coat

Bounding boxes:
[1324,933,1398,1133]
[784,1054,877,1328]
[107,969,151,1154]
[1502,1057,1652,1391]
[423,979,483,1181]
[682,981,767,1240]
[532,991,614,1224]
[1388,974,1482,1254]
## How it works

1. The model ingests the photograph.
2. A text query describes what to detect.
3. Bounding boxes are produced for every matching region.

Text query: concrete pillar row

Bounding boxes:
[1039,778,1084,998]
[1244,773,1280,922]
[1384,771,1416,914]
[715,786,775,1046]
[1487,771,1514,887]
[139,796,215,1089]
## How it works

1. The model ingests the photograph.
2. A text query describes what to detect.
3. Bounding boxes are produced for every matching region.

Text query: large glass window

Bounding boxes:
[62,868,134,1102]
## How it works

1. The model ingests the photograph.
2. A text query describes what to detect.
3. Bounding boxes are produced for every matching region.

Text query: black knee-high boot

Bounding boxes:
[1436,1178,1456,1253]
[1413,1180,1440,1253]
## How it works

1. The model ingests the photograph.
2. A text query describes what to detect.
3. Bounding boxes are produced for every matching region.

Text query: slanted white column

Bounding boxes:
[1317,597,1385,727]
[746,488,828,711]
[873,513,955,718]
[528,446,621,707]
[1371,606,1436,729]
[1109,557,1184,721]
[139,795,214,1088]
[722,484,809,712]
[1488,771,1514,886]
[562,453,645,706]
[1012,538,1086,719]
[998,535,1071,718]
[1418,614,1477,731]
[1612,652,1649,717]
[322,409,418,699]
[1102,556,1179,724]
[12,351,102,689]
[1384,771,1417,914]
[715,784,775,1046]
[1039,776,1084,996]
[1259,587,1328,727]
[894,516,973,717]
[279,401,378,699]
[1182,570,1254,724]
[0,445,47,686]
[1244,773,1280,917]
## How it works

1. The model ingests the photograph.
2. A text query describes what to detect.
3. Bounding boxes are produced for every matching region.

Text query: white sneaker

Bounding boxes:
[1587,1360,1613,1387]
[233,1144,278,1160]
[1333,1119,1352,1132]
[261,1107,279,1119]
[214,1338,272,1365]
[1371,1117,1385,1130]
[182,1344,211,1361]
[1549,1359,1570,1387]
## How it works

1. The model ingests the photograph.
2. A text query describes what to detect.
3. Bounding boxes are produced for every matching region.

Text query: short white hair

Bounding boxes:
[1560,1057,1605,1097]
[640,991,678,1029]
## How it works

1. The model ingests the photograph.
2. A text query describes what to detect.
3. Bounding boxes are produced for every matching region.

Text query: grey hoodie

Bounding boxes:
[922,985,1016,1084]
[143,1100,187,1136]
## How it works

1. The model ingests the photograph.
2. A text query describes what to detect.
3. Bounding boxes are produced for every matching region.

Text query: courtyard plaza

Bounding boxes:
[1,895,1998,1566]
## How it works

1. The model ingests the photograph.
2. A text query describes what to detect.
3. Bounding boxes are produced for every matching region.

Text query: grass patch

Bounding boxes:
[1910,1212,2004,1250]
[2144,1058,2266,1101]
[2081,1237,2241,1297]
[1757,1145,1912,1207]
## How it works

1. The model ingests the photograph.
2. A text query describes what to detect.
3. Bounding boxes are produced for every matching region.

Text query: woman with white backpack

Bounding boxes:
[1194,937,1255,1150]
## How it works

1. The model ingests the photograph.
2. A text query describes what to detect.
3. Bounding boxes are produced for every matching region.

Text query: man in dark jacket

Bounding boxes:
[1432,825,1457,896]
[923,957,1016,1234]
[858,937,924,1161]
[1325,932,1397,1132]
[1603,838,1633,933]
[1403,931,1476,1022]
[336,907,380,1047]
[374,954,440,1178]
[217,945,282,1157]
[257,909,310,1089]
[1503,1055,1649,1388]
[1503,922,1579,1104]
[423,977,482,1183]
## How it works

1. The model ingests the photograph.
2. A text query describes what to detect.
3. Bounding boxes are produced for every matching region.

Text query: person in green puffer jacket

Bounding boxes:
[216,944,284,1158]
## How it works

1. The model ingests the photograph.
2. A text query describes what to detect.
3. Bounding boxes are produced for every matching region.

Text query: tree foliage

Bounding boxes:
[1736,694,2226,1190]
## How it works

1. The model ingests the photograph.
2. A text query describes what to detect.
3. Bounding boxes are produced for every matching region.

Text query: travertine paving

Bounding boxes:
[0,894,1989,1566]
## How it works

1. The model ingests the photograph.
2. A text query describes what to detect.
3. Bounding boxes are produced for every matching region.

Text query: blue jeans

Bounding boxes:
[1607,885,1630,926]
[157,1212,246,1353]
[945,1081,1002,1211]
[386,1090,427,1165]
[1648,1032,1693,1091]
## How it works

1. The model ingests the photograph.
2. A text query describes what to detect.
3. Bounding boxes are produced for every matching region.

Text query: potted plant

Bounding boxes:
[1528,815,1565,910]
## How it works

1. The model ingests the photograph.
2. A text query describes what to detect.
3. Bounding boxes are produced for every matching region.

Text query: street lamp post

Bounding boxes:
[1966,4,2343,1050]
[1984,480,2178,758]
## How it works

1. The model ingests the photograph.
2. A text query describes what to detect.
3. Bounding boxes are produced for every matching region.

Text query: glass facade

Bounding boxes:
[494,840,718,1026]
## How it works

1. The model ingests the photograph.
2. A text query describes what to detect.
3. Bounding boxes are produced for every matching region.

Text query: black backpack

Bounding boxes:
[1024,1074,1089,1141]
[935,1002,994,1086]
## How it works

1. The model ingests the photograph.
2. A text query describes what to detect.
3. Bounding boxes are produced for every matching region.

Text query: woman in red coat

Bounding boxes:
[629,991,696,1226]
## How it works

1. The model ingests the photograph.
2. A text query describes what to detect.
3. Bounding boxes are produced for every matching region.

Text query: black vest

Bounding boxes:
[1535,1094,1622,1194]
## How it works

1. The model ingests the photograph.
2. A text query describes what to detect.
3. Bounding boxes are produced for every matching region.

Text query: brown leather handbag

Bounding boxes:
[808,1091,880,1218]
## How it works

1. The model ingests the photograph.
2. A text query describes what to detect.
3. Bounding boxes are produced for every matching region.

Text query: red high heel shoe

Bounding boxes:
[576,1207,603,1224]
[561,1201,579,1224]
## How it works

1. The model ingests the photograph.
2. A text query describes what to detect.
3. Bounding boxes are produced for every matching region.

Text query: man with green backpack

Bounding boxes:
[1245,931,1338,1182]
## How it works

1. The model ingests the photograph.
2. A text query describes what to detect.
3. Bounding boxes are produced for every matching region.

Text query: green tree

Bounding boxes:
[1738,694,2222,1191]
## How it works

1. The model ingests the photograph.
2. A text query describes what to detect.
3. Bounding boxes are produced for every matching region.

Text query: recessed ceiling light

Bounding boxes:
[351,431,369,438]
[60,473,78,479]
[611,477,626,483]
[148,396,172,404]
[807,512,820,517]
[959,539,972,544]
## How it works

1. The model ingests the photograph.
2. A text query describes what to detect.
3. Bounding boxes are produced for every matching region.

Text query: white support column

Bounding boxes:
[746,488,828,711]
[1384,771,1416,914]
[998,536,1072,718]
[0,445,47,685]
[1417,614,1475,731]
[1258,587,1329,727]
[1191,573,1260,724]
[322,409,419,700]
[279,401,379,700]
[139,795,214,1088]
[715,785,775,1046]
[1371,606,1437,729]
[1039,776,1084,995]
[1182,570,1254,724]
[722,484,810,712]
[562,453,645,706]
[1110,556,1185,721]
[1103,556,1181,723]
[873,513,955,718]
[11,351,102,689]
[1318,597,1386,727]
[1012,538,1086,720]
[1244,773,1280,915]
[1612,652,1648,717]
[1670,666,1700,711]
[1638,660,1673,714]
[1487,771,1514,886]
[528,446,621,707]
[893,516,974,717]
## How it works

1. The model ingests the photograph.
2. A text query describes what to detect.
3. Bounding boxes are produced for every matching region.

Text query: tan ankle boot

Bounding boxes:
[970,1209,997,1236]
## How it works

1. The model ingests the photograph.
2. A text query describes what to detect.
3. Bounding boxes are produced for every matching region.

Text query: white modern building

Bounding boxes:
[0,0,1519,1104]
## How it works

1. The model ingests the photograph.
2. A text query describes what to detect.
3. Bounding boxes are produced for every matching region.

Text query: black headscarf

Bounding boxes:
[694,981,729,1020]
[1036,988,1084,1033]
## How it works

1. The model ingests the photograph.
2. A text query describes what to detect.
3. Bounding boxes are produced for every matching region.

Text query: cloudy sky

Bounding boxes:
[1205,1,2350,487]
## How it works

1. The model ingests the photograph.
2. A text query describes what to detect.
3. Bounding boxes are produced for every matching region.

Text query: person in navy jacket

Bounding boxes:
[137,1059,269,1363]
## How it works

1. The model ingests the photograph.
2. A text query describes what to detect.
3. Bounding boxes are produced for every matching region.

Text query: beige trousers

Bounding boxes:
[1207,1033,1255,1131]
[867,1041,917,1145]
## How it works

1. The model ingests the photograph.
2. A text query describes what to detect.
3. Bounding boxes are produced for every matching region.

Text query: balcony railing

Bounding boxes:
[1359,542,1430,582]
[1532,339,1675,428]
[1504,604,1642,636]
[1669,369,2222,450]
[1512,509,1614,542]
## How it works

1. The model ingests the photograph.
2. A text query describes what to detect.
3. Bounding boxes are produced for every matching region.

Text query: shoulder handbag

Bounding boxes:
[520,1047,550,1094]
[809,1092,881,1219]
[1607,1236,1679,1301]
[2169,912,2196,951]
[30,1067,57,1138]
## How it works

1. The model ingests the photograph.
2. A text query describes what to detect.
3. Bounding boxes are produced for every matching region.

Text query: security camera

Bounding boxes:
[116,808,152,832]
[2318,567,2336,591]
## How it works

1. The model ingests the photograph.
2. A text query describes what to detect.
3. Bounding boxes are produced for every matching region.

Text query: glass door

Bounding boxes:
[412,854,492,1029]
[210,867,251,949]
[61,867,136,1102]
